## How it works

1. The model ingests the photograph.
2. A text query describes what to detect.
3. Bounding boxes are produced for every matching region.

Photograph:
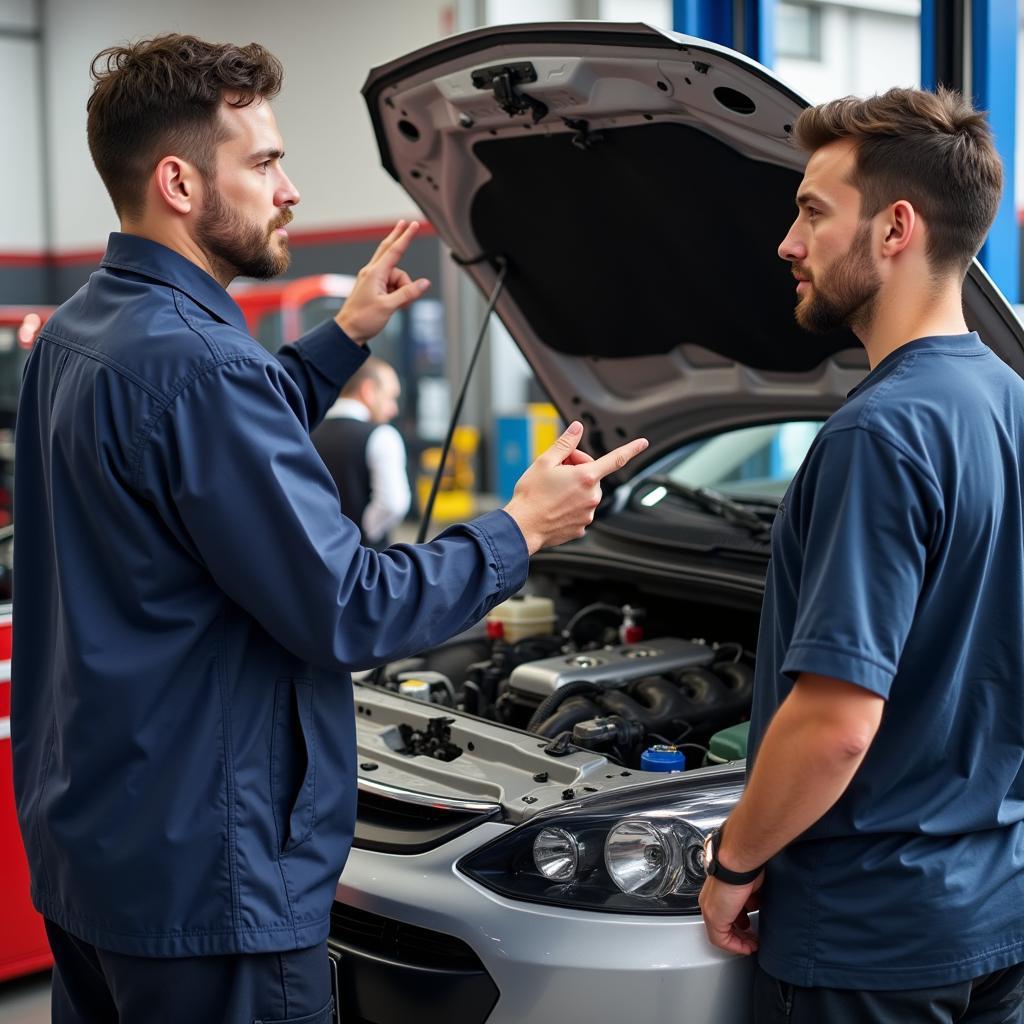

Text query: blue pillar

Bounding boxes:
[921,0,1019,302]
[972,0,1019,302]
[673,0,774,66]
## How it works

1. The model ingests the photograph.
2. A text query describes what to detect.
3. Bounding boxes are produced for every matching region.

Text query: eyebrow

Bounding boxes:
[796,190,828,209]
[249,147,284,163]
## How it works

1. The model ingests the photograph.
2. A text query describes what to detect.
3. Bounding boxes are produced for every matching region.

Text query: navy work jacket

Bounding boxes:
[11,233,528,957]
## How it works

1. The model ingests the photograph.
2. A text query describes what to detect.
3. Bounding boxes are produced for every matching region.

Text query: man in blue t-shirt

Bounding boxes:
[699,88,1024,1021]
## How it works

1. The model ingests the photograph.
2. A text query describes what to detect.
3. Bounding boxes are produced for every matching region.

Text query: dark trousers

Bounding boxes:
[755,962,1024,1024]
[45,920,335,1024]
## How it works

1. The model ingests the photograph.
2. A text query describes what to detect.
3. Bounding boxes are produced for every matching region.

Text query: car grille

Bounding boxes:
[354,783,500,854]
[329,902,499,1024]
[329,903,480,970]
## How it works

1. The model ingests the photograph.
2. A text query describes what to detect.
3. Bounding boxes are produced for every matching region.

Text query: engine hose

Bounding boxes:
[533,697,604,738]
[599,676,718,733]
[527,680,602,732]
[713,660,754,703]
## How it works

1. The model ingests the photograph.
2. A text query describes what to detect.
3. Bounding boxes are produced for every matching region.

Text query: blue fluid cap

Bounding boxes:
[640,745,686,773]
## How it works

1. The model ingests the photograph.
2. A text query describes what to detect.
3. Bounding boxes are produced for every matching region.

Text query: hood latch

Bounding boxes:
[471,61,548,123]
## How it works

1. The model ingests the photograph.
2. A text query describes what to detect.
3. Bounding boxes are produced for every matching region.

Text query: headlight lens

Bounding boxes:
[459,766,743,915]
[533,827,579,881]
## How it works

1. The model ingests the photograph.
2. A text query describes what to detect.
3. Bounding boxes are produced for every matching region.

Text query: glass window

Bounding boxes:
[776,2,822,61]
[661,420,824,501]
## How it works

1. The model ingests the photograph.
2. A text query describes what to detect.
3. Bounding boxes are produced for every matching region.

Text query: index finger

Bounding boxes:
[370,220,407,262]
[591,437,649,480]
[376,220,420,272]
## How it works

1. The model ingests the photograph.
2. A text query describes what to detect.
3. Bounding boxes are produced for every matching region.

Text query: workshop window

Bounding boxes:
[776,2,823,61]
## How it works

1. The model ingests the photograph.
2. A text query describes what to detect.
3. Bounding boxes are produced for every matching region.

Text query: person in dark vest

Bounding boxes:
[312,356,410,549]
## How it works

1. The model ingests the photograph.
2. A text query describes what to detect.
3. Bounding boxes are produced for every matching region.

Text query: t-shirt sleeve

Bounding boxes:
[781,426,940,698]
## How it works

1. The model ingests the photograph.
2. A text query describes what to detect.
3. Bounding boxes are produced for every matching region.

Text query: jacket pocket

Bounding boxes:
[271,678,317,853]
[254,996,335,1024]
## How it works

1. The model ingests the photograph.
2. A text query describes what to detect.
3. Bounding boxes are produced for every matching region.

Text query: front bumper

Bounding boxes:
[334,823,753,1024]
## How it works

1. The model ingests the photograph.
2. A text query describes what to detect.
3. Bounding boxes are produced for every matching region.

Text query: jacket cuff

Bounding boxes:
[464,509,530,600]
[294,319,369,390]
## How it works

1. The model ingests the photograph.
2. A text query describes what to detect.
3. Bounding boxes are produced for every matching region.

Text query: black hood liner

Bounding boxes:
[470,121,858,371]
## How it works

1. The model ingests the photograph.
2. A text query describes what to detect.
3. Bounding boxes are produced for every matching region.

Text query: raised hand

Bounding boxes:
[504,422,649,554]
[334,220,430,344]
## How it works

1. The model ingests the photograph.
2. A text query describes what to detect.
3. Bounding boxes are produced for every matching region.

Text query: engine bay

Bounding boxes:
[371,579,758,773]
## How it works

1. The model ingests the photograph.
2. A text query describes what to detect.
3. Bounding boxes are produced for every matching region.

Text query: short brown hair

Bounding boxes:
[87,34,283,220]
[793,86,1002,276]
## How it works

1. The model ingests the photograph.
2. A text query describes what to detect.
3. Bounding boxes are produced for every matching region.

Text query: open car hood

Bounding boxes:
[363,21,1024,474]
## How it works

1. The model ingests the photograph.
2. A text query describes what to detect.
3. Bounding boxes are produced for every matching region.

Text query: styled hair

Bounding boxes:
[86,34,283,220]
[341,357,393,399]
[793,86,1003,276]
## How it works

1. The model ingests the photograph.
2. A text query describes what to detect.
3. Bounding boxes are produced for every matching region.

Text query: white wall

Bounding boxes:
[43,0,453,251]
[1,0,46,252]
[775,2,919,103]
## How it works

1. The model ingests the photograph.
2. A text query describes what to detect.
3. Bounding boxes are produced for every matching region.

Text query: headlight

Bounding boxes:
[533,827,580,881]
[459,766,743,915]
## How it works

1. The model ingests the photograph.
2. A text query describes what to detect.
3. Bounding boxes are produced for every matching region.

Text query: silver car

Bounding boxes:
[329,22,1024,1024]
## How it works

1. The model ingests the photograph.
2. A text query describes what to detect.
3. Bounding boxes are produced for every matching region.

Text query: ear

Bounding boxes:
[358,378,377,405]
[152,155,199,216]
[880,199,916,258]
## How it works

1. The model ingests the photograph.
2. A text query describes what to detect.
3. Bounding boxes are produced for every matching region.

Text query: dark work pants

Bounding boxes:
[45,920,335,1024]
[755,962,1024,1024]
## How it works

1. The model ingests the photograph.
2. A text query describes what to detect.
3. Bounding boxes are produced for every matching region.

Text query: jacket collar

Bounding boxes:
[100,232,249,334]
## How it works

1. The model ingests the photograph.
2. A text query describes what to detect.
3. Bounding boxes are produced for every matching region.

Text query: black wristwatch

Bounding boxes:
[702,825,764,885]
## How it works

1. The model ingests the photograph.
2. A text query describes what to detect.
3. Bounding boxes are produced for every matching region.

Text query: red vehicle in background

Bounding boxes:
[0,306,54,981]
[0,308,53,527]
[231,273,355,351]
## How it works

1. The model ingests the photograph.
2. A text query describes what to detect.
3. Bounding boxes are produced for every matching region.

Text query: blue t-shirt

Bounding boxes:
[750,333,1024,990]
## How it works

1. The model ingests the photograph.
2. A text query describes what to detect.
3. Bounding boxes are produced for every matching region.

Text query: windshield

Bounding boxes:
[650,421,824,504]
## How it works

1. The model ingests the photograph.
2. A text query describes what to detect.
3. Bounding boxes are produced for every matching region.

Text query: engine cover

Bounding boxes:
[508,637,714,700]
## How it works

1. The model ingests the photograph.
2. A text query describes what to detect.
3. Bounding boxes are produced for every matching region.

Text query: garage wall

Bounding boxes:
[42,0,455,252]
[0,0,50,301]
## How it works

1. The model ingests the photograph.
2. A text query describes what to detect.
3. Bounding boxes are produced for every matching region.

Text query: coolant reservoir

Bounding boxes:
[486,595,555,643]
[706,721,750,763]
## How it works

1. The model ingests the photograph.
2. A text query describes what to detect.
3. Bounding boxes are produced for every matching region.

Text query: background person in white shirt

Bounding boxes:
[312,357,411,549]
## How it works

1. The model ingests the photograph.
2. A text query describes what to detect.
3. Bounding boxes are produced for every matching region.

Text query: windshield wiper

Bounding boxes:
[637,475,773,540]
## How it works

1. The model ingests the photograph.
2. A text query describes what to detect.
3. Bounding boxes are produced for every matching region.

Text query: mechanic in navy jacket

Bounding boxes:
[10,35,648,1024]
[698,89,1024,1022]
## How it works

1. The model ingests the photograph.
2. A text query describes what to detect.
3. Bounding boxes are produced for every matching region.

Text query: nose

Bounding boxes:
[778,218,806,263]
[276,171,300,209]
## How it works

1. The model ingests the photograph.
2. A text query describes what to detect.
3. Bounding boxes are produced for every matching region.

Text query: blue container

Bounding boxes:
[495,416,532,502]
[640,745,686,773]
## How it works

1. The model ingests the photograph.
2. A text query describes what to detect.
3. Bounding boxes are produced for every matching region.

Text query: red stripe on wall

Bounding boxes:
[0,220,437,268]
[0,253,50,268]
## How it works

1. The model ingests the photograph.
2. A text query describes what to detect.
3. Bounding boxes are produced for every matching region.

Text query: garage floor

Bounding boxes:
[0,971,51,1022]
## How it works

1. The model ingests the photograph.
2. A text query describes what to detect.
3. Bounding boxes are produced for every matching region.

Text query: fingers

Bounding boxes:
[591,437,649,480]
[370,220,408,262]
[562,448,594,466]
[388,268,413,292]
[539,421,584,466]
[385,277,431,310]
[714,926,759,956]
[377,220,420,273]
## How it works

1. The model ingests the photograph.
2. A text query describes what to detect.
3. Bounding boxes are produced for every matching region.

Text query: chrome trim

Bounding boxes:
[358,776,502,815]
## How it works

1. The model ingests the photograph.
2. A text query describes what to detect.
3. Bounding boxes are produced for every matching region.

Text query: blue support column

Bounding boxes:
[972,0,1019,302]
[673,0,774,66]
[921,0,1018,302]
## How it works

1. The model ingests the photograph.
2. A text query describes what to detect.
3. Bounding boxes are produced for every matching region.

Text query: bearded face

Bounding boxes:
[793,219,881,335]
[196,182,293,281]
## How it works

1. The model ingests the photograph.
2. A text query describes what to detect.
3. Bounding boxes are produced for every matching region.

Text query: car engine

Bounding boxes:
[374,593,755,772]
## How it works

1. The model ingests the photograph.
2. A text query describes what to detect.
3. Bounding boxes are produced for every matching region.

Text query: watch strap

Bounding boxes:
[707,826,764,885]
